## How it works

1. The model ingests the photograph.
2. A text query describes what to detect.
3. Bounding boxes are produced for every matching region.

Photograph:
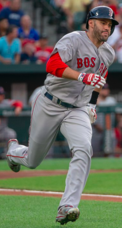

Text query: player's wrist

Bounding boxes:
[77,73,86,82]
[89,91,99,105]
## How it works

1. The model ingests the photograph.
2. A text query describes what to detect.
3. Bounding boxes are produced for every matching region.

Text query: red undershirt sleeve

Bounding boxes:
[46,52,68,77]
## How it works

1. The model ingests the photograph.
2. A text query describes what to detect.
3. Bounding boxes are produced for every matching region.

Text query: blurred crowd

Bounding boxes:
[91,83,122,158]
[0,0,122,64]
[0,0,54,64]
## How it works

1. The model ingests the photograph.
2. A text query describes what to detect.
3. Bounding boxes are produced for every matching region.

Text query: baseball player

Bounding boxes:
[6,6,118,225]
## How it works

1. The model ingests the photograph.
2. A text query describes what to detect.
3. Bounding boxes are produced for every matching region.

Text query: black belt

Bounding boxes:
[44,92,77,109]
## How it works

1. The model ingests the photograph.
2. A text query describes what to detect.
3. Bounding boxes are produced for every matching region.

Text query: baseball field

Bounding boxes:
[0,157,122,228]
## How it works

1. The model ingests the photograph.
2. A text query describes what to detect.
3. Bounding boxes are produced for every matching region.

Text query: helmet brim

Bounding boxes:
[86,17,119,29]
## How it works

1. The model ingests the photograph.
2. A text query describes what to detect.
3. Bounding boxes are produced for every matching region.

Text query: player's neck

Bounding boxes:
[86,31,103,48]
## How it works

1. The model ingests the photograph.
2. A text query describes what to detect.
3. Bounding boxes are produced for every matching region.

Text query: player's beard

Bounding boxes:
[93,21,110,42]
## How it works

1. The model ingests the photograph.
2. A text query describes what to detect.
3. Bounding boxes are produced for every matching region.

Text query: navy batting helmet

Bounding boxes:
[86,6,119,34]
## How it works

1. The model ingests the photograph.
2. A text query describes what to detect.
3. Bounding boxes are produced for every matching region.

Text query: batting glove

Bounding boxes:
[87,103,97,124]
[78,73,106,88]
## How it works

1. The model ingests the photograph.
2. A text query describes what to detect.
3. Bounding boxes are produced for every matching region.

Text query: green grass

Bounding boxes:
[0,195,122,228]
[0,157,122,171]
[84,172,122,195]
[0,158,70,171]
[0,172,122,195]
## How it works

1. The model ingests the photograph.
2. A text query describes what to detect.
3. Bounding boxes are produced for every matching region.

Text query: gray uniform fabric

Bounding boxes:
[8,31,115,208]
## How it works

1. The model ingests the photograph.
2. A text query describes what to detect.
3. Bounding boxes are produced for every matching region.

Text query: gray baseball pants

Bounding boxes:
[8,89,93,208]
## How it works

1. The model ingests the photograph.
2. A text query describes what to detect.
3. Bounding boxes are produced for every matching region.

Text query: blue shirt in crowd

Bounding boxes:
[0,36,21,63]
[0,7,24,27]
[18,27,40,41]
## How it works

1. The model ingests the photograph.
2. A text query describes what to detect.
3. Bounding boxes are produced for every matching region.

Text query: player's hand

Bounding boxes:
[87,103,97,124]
[78,73,106,88]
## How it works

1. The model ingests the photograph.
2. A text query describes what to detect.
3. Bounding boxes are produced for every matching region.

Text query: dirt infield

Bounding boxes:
[1,169,122,180]
[0,170,68,180]
[0,169,122,203]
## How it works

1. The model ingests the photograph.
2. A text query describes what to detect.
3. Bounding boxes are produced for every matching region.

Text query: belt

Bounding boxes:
[44,92,77,109]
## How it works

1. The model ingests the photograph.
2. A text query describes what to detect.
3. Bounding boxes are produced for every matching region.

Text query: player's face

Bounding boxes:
[93,19,112,42]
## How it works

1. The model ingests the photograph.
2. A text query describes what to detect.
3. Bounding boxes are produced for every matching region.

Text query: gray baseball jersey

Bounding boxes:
[45,31,115,107]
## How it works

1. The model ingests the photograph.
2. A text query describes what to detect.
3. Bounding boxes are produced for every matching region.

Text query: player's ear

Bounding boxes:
[88,19,94,29]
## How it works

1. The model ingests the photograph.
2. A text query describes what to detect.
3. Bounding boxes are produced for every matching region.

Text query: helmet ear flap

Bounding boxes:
[86,13,90,29]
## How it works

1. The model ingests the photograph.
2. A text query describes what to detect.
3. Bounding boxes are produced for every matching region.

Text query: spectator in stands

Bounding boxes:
[18,15,40,42]
[35,35,53,64]
[21,39,38,64]
[0,0,24,27]
[81,0,99,31]
[0,0,10,11]
[50,0,69,38]
[92,83,116,156]
[62,0,91,30]
[0,17,8,36]
[0,86,23,158]
[97,83,117,106]
[117,5,122,22]
[0,25,21,64]
[50,0,66,8]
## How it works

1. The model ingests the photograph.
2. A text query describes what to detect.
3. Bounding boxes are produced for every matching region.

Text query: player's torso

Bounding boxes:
[44,31,114,107]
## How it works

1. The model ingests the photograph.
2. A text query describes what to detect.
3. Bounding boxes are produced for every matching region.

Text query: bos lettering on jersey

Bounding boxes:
[77,57,96,68]
[77,58,108,78]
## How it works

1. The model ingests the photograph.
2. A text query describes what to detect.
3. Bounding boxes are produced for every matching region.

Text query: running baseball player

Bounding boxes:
[6,6,118,225]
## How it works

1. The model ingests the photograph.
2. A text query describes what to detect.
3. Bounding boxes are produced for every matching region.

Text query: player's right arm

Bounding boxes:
[46,52,105,89]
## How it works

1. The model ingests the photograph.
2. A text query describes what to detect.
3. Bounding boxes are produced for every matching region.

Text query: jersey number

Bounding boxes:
[77,57,96,68]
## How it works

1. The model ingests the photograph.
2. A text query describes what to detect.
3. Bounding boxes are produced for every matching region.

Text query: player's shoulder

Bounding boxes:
[103,42,115,56]
[58,31,85,45]
[62,31,85,39]
[102,42,115,64]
